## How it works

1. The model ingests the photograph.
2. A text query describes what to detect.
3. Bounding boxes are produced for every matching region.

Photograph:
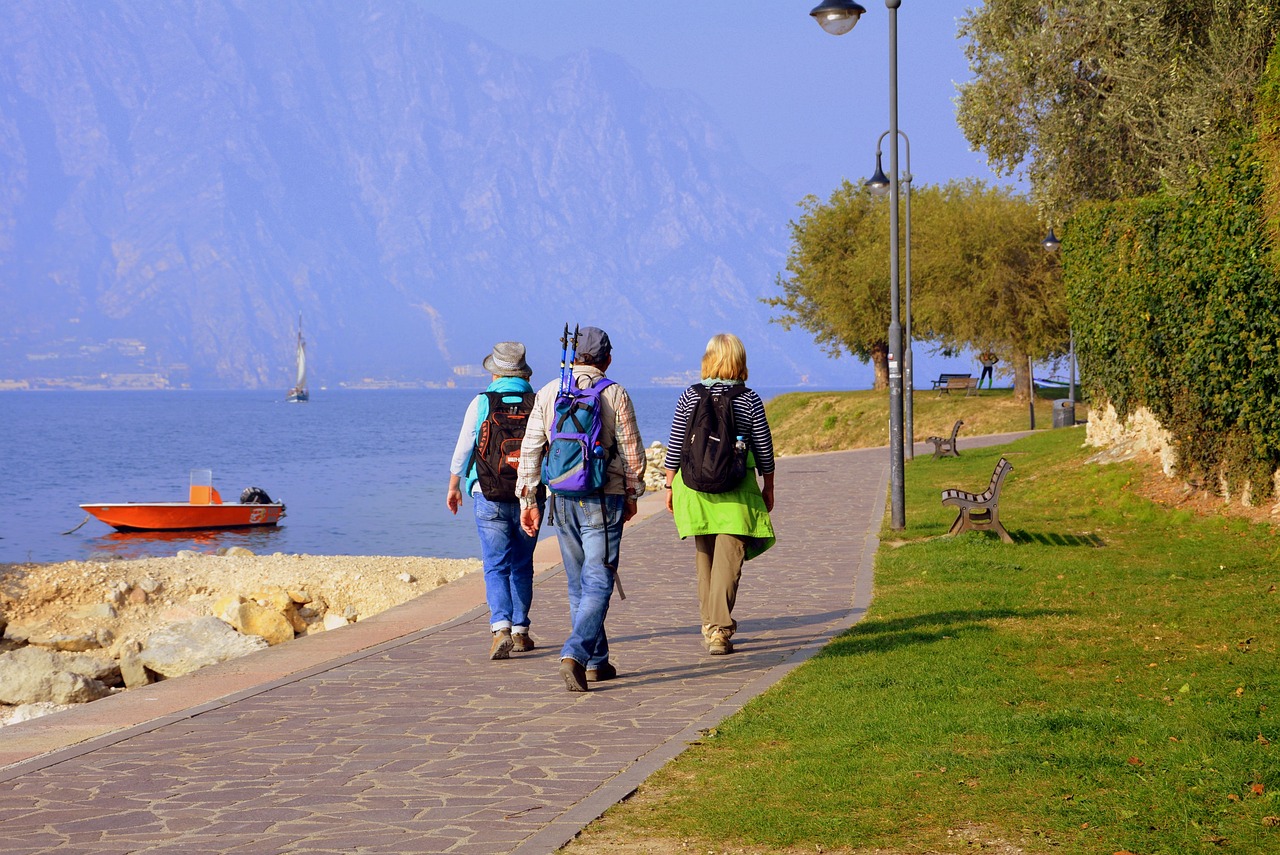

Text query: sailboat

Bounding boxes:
[286,314,309,403]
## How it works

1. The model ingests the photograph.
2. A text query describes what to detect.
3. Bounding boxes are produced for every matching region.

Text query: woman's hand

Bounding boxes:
[446,475,463,514]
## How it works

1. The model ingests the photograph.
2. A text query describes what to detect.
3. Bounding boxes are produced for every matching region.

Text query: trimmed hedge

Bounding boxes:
[1063,42,1280,496]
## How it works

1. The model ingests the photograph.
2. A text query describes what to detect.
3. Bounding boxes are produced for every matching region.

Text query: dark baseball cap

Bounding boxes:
[576,326,612,361]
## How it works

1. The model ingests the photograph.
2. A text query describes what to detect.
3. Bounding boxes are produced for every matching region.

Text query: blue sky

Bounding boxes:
[424,1,1017,201]
[422,1,1043,387]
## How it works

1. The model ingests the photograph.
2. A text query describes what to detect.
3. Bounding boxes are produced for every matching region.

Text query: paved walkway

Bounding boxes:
[0,447,894,854]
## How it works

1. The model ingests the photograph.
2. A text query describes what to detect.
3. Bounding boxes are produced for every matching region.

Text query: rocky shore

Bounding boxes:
[0,550,481,728]
[0,443,671,729]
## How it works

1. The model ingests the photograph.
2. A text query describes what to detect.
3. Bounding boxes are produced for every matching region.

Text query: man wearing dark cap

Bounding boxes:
[447,341,544,660]
[516,326,647,692]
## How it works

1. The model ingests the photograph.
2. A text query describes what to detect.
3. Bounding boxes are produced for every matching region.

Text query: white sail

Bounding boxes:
[287,315,309,402]
[295,330,307,389]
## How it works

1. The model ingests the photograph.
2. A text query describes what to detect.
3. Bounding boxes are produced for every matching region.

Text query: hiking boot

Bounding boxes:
[559,658,588,692]
[585,661,617,682]
[511,632,535,653]
[707,630,733,655]
[489,629,514,660]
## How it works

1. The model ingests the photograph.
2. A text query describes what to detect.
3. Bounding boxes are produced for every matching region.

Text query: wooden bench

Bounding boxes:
[932,374,978,396]
[930,372,970,390]
[927,419,963,459]
[941,457,1014,543]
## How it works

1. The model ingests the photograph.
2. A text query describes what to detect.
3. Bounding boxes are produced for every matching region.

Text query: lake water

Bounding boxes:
[0,386,803,564]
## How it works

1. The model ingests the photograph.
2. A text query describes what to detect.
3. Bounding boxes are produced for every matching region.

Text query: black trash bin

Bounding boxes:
[1052,399,1075,428]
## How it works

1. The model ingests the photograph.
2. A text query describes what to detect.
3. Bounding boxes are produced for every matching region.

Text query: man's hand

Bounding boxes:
[520,506,542,537]
[623,497,638,523]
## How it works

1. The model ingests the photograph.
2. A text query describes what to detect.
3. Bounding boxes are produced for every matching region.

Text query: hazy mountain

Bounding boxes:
[0,0,851,391]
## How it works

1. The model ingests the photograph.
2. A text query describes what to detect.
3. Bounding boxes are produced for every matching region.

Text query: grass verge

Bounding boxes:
[567,428,1279,854]
[765,387,1085,456]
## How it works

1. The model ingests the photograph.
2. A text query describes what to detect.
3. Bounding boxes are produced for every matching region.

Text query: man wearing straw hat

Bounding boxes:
[447,341,544,660]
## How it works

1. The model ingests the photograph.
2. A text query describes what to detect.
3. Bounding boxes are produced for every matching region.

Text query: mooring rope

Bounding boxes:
[62,514,93,535]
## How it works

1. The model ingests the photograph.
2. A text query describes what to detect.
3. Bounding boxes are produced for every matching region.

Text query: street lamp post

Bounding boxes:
[810,0,905,529]
[866,130,913,461]
[1042,226,1076,407]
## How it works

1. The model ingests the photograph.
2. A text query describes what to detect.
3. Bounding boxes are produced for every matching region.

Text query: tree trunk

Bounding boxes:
[1011,350,1032,403]
[871,342,889,391]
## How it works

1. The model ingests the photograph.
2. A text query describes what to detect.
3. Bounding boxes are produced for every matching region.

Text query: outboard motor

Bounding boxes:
[239,486,274,504]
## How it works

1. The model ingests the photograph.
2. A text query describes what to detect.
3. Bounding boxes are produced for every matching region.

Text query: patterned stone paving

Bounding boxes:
[0,448,890,854]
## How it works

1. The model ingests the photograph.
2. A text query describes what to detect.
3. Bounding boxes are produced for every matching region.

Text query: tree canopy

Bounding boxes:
[768,182,894,387]
[955,0,1280,219]
[770,179,1067,398]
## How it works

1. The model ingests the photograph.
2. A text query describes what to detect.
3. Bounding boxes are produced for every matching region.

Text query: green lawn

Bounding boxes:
[766,387,1085,456]
[567,428,1280,854]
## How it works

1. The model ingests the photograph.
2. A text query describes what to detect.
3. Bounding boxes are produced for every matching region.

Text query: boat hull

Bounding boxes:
[80,502,286,532]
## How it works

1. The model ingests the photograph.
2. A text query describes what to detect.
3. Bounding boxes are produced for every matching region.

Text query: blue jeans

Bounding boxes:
[473,493,540,632]
[552,493,624,668]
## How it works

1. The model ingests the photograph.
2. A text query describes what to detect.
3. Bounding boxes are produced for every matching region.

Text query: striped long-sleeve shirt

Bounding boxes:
[662,383,775,475]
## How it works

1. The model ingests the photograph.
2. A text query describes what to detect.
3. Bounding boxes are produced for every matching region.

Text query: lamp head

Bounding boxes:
[809,1,867,36]
[1042,228,1061,252]
[865,152,890,196]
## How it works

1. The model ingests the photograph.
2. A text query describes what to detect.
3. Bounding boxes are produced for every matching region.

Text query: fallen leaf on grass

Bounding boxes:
[1259,733,1272,745]
[1127,757,1145,767]
[1262,816,1280,827]
[1228,794,1241,802]
[1251,783,1265,796]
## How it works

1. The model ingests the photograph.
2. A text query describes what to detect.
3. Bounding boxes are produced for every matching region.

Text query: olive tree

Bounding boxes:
[768,181,895,389]
[771,178,1067,399]
[956,0,1280,218]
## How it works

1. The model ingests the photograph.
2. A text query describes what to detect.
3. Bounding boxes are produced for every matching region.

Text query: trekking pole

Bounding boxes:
[557,323,571,396]
[565,324,580,389]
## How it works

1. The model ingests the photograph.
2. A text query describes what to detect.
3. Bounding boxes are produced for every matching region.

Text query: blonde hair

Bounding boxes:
[700,333,748,382]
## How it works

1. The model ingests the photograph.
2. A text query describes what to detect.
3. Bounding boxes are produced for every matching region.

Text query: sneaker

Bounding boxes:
[489,629,514,660]
[559,657,588,692]
[585,661,617,682]
[511,632,535,653]
[707,630,733,655]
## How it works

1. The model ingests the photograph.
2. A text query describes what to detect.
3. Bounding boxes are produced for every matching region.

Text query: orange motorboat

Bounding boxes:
[80,470,286,532]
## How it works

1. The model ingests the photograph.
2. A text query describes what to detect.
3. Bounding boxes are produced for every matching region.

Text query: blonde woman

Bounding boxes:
[662,334,776,655]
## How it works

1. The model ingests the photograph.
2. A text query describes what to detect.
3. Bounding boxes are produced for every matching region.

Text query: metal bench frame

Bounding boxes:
[927,419,963,459]
[941,457,1014,543]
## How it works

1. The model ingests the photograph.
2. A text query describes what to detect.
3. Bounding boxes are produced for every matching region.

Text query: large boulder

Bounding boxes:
[230,601,295,646]
[138,617,268,678]
[0,647,118,705]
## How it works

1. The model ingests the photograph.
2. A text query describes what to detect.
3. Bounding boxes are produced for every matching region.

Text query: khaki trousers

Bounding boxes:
[694,533,746,638]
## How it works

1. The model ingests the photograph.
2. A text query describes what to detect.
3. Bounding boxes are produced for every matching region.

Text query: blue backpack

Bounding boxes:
[541,377,615,497]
